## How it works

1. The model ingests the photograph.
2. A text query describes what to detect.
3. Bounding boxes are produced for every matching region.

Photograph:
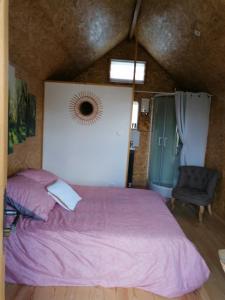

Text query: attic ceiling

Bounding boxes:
[10,0,225,94]
[136,0,225,94]
[10,0,135,80]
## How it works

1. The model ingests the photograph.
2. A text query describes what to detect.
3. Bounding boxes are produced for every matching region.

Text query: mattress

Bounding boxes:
[5,186,210,298]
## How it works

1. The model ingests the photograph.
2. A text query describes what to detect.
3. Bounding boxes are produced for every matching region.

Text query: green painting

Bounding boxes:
[8,65,36,154]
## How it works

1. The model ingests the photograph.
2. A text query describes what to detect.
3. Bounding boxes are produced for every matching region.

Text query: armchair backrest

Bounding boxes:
[177,166,219,195]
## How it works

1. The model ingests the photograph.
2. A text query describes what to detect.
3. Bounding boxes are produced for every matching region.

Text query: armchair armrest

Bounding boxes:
[206,172,219,198]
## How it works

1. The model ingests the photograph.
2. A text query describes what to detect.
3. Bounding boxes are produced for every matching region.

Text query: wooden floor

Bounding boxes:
[5,203,225,300]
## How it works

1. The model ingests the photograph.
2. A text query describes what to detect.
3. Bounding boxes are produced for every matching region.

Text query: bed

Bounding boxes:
[5,170,210,299]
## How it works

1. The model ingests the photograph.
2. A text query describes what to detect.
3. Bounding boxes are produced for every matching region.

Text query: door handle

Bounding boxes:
[158,137,163,146]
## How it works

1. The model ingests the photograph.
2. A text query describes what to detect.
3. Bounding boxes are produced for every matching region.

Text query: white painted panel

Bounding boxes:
[43,82,133,187]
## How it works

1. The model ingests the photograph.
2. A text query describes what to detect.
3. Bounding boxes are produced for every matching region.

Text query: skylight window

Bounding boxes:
[110,59,146,84]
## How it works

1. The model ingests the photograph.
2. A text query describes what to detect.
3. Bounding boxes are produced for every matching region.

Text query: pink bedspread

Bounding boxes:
[5,186,210,298]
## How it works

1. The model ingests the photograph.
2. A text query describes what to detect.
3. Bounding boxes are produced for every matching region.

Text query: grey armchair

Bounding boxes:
[171,166,219,222]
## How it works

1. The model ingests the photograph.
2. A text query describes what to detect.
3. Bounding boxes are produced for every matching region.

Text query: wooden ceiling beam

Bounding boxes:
[129,0,142,40]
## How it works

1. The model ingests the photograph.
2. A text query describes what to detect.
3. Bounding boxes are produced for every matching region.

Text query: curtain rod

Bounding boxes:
[135,90,175,95]
[135,90,213,97]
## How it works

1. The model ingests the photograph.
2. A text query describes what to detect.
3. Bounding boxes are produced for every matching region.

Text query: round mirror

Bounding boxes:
[79,101,94,116]
[69,91,103,125]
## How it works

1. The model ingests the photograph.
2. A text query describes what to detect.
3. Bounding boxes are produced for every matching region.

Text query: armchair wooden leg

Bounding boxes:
[171,197,175,210]
[199,206,205,223]
[219,249,225,273]
[207,204,212,216]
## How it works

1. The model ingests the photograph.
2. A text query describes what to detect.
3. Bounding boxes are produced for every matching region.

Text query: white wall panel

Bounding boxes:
[43,82,132,187]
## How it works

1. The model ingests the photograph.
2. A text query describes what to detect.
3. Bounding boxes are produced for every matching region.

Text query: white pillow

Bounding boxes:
[47,179,82,210]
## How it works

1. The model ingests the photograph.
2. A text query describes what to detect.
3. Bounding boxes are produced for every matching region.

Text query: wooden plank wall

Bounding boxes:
[0,0,8,298]
[206,94,225,219]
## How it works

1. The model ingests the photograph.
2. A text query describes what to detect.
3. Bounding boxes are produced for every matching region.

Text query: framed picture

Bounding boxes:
[8,65,36,154]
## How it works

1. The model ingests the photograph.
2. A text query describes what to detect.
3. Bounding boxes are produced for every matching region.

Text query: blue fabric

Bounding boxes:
[5,194,42,220]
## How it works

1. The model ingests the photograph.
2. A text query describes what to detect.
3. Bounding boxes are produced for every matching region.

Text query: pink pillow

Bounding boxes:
[6,175,56,221]
[18,169,58,186]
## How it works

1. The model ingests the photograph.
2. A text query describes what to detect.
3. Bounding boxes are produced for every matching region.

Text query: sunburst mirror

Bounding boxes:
[69,91,103,125]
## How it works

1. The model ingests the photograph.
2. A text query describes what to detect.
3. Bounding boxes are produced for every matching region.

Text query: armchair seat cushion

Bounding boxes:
[172,187,211,206]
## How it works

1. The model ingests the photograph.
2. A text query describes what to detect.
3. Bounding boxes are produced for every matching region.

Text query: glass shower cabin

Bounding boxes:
[148,95,180,199]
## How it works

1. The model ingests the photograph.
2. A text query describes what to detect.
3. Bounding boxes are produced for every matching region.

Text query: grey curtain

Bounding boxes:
[175,92,211,166]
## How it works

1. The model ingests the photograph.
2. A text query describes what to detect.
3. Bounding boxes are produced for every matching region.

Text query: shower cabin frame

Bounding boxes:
[148,94,180,199]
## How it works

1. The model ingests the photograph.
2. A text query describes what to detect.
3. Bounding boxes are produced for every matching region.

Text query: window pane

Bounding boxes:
[131,101,139,128]
[135,63,145,82]
[110,59,146,84]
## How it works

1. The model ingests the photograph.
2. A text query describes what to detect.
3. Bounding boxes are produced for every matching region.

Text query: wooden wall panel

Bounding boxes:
[7,69,43,176]
[74,40,177,187]
[0,0,8,297]
[132,94,152,187]
[205,94,225,219]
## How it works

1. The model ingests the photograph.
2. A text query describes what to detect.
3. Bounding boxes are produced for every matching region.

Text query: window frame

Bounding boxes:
[109,59,146,84]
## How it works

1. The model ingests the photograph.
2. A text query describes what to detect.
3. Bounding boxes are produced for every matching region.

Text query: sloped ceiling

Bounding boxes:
[10,0,225,94]
[136,0,225,94]
[9,0,135,80]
